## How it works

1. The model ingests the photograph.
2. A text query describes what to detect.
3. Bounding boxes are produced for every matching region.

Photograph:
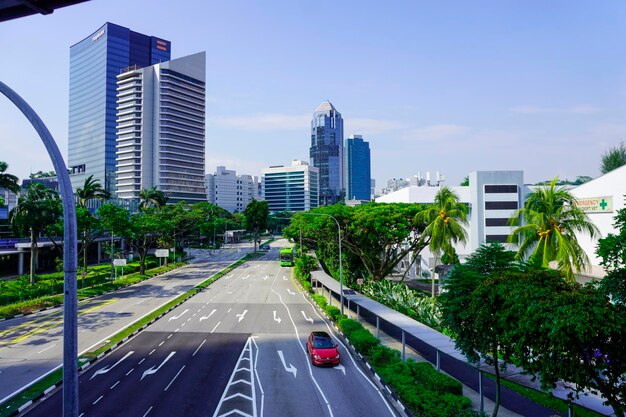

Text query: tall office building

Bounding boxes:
[345,135,371,201]
[68,22,171,193]
[262,160,319,212]
[206,166,261,213]
[115,52,207,203]
[309,101,344,205]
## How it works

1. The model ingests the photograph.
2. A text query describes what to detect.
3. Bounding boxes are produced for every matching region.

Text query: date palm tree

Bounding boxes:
[0,161,20,206]
[139,187,168,210]
[415,186,469,295]
[10,183,61,283]
[508,177,599,281]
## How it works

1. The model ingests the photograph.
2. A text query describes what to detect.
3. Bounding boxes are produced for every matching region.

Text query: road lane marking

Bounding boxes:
[199,309,217,321]
[211,321,221,333]
[159,341,164,346]
[335,364,346,376]
[37,343,57,354]
[250,337,265,417]
[90,351,135,380]
[110,381,120,389]
[93,395,103,405]
[141,351,176,380]
[301,311,314,323]
[126,368,134,376]
[142,406,153,417]
[149,349,156,355]
[273,311,281,324]
[227,308,232,313]
[168,309,189,322]
[139,358,146,365]
[167,334,172,339]
[286,289,295,296]
[277,350,297,378]
[164,365,185,391]
[192,339,206,357]
[236,310,248,322]
[212,337,256,417]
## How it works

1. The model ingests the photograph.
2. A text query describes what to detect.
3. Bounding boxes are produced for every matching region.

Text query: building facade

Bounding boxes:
[68,22,171,194]
[115,52,206,203]
[262,160,319,213]
[310,101,344,205]
[206,166,261,213]
[345,135,371,201]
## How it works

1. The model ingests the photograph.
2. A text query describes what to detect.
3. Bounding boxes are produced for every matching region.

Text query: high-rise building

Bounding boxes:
[345,135,371,201]
[310,101,344,205]
[262,160,319,212]
[115,52,206,203]
[68,23,171,194]
[206,166,261,213]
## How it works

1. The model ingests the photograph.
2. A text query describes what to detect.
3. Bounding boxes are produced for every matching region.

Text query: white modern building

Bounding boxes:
[115,52,207,203]
[570,165,626,279]
[376,171,527,274]
[205,166,261,213]
[261,160,319,213]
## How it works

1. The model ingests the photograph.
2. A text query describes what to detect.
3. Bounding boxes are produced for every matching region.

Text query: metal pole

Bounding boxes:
[402,330,406,361]
[337,219,343,315]
[356,304,360,321]
[1,82,79,417]
[436,350,440,371]
[376,316,380,339]
[479,370,484,413]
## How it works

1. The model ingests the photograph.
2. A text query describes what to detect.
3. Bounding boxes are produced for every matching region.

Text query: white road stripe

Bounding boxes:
[37,344,56,354]
[193,339,206,357]
[211,321,221,333]
[110,381,120,390]
[142,406,153,417]
[93,395,103,405]
[164,365,185,391]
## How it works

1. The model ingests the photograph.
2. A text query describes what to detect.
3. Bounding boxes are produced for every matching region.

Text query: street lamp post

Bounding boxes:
[302,213,344,315]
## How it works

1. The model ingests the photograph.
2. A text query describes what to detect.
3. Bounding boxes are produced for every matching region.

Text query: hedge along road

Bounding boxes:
[0,244,255,403]
[23,239,399,417]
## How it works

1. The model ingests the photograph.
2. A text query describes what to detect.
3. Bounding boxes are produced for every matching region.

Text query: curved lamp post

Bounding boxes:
[0,81,78,417]
[301,212,344,315]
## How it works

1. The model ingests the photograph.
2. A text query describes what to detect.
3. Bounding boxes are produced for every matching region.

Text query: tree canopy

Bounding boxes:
[600,141,626,174]
[596,204,626,305]
[243,199,269,252]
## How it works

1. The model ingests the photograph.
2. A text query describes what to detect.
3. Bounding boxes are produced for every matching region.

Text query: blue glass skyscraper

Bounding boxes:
[345,135,371,201]
[68,22,171,193]
[309,101,344,205]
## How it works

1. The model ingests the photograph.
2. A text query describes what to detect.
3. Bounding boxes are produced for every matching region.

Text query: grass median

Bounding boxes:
[0,251,262,417]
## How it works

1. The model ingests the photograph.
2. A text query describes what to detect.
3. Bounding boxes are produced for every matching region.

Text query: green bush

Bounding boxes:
[338,318,364,337]
[312,294,328,309]
[349,328,380,356]
[324,305,341,321]
[369,345,400,366]
[407,360,463,396]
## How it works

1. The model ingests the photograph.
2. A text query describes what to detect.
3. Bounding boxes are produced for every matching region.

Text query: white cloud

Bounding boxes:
[511,105,601,114]
[402,124,470,142]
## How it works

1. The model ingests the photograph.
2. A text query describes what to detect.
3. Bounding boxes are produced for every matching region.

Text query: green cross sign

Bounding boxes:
[600,199,608,210]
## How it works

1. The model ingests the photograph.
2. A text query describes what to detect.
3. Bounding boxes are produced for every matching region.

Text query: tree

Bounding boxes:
[439,243,520,417]
[414,186,469,295]
[29,170,56,179]
[139,187,168,210]
[75,175,111,272]
[127,208,167,274]
[508,177,599,281]
[286,203,428,282]
[460,176,469,186]
[596,205,626,305]
[98,203,131,278]
[600,141,626,174]
[10,183,62,283]
[243,199,269,252]
[0,161,20,203]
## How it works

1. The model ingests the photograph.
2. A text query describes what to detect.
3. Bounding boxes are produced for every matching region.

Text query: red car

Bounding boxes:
[306,331,340,366]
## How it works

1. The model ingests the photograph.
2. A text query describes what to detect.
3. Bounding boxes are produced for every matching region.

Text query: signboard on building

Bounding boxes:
[575,196,613,214]
[155,249,170,257]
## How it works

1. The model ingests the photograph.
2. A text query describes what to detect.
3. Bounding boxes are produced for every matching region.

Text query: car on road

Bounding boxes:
[306,331,340,366]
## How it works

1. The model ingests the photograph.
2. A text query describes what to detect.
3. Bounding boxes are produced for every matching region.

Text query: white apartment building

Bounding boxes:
[115,52,207,203]
[262,160,319,213]
[205,166,261,213]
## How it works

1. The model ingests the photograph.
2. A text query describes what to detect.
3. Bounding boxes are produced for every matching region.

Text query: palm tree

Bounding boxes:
[508,177,599,281]
[139,187,168,210]
[76,175,111,272]
[10,183,61,283]
[414,186,469,295]
[75,175,110,208]
[0,161,20,205]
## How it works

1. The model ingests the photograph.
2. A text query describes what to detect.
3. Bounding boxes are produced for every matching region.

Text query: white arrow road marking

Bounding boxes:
[90,351,134,380]
[263,275,268,281]
[141,351,176,381]
[242,274,250,280]
[277,350,297,378]
[273,310,281,324]
[287,289,295,296]
[236,310,248,322]
[335,364,346,376]
[283,276,287,281]
[199,309,217,321]
[168,309,189,322]
[301,311,314,323]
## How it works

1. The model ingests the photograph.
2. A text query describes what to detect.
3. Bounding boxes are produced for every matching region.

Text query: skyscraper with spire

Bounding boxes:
[309,101,344,205]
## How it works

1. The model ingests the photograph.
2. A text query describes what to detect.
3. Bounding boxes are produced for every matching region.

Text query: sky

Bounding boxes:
[2,0,626,190]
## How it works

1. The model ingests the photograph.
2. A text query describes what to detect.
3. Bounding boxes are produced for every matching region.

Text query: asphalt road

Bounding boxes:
[0,245,253,403]
[22,240,399,417]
